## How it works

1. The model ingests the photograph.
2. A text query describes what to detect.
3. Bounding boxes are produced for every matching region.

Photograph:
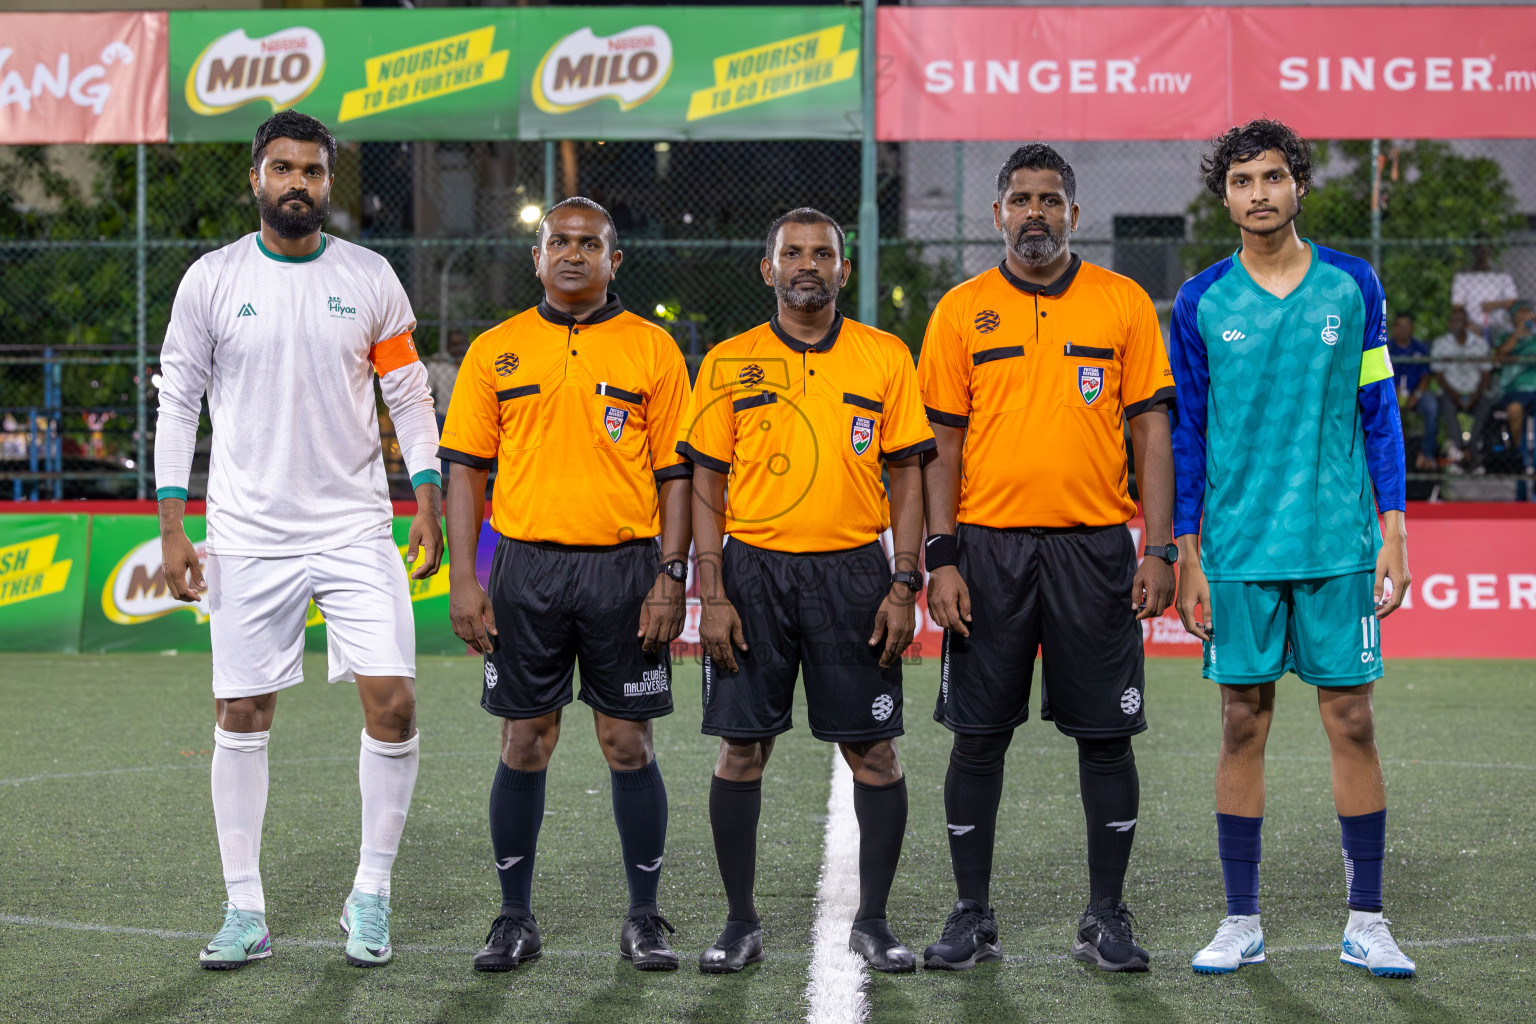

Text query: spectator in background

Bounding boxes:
[1429,306,1497,469]
[1496,301,1536,470]
[1451,240,1518,337]
[1388,312,1437,471]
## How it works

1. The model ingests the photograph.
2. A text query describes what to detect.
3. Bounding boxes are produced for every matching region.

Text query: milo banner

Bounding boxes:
[519,7,861,140]
[0,514,90,652]
[80,515,461,655]
[168,9,518,142]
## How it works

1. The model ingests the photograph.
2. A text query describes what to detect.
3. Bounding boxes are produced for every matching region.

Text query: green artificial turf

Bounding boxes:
[1,654,1532,1023]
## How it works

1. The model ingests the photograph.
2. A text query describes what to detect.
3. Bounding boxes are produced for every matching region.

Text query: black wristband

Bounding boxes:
[924,533,959,571]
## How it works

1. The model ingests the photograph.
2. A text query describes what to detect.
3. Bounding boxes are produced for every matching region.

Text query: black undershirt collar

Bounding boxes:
[769,310,843,353]
[537,292,625,327]
[998,253,1082,297]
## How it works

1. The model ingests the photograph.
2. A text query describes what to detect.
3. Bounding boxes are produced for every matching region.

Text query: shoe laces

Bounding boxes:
[485,913,529,947]
[941,903,991,940]
[1355,916,1402,953]
[631,913,676,946]
[211,901,254,947]
[1089,901,1138,944]
[1209,916,1257,950]
[348,894,391,948]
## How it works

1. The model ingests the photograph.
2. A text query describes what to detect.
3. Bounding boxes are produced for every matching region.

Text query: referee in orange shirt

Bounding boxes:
[677,208,935,974]
[918,145,1176,972]
[439,198,692,972]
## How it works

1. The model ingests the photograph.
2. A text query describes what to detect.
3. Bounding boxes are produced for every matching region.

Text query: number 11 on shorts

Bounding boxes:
[1359,615,1379,664]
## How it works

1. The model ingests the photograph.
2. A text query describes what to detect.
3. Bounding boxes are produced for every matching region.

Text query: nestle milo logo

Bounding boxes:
[185,27,325,116]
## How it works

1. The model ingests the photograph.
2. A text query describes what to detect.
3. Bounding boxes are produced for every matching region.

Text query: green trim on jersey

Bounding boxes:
[256,234,327,264]
[156,486,188,501]
[410,469,442,490]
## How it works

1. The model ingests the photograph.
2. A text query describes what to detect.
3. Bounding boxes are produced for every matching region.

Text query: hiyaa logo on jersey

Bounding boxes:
[1322,314,1341,346]
[532,26,673,114]
[101,537,211,625]
[327,296,357,319]
[185,27,325,116]
[1079,365,1103,405]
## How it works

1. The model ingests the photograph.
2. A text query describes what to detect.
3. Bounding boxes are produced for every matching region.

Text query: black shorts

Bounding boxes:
[933,522,1145,739]
[701,539,903,744]
[482,536,672,722]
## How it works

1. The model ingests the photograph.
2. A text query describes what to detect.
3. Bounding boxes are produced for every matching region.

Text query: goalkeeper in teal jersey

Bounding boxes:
[1167,120,1416,980]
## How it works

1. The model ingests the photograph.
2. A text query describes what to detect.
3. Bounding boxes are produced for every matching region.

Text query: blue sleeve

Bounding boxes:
[1167,281,1210,537]
[1353,264,1407,513]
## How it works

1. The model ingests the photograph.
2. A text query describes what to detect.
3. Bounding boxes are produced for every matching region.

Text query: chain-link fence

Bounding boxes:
[3,137,1535,501]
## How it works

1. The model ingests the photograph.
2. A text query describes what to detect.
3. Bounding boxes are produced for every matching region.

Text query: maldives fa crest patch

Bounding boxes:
[604,405,629,442]
[850,415,874,455]
[1078,366,1103,406]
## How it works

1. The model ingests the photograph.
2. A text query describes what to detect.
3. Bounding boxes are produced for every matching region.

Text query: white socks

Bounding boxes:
[211,726,270,913]
[353,729,421,898]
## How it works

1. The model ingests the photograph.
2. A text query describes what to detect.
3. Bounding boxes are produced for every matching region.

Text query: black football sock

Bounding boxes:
[611,758,668,916]
[709,775,762,926]
[489,760,546,915]
[1077,736,1139,907]
[853,776,908,923]
[945,730,1013,906]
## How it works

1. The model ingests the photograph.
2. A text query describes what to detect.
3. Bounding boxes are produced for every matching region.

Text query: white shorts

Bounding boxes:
[206,532,416,699]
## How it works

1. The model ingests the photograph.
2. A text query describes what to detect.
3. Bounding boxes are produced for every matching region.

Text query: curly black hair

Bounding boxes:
[995,143,1076,205]
[251,110,337,175]
[1200,118,1312,200]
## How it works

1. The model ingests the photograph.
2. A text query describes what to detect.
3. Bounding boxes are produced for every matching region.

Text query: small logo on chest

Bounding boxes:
[1222,329,1246,342]
[974,310,1001,334]
[604,405,629,442]
[327,296,357,320]
[1321,314,1341,346]
[850,415,874,455]
[739,364,765,387]
[495,352,519,376]
[236,303,257,317]
[1078,366,1103,406]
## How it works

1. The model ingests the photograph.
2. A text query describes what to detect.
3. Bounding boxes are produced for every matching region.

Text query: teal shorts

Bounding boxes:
[1202,571,1383,688]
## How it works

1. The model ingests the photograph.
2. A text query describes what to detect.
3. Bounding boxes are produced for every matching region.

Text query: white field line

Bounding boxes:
[804,752,868,1024]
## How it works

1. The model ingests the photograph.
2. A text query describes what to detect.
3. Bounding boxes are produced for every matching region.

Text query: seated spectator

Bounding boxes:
[1429,307,1497,469]
[1496,300,1536,470]
[1388,312,1436,471]
[1451,240,1519,337]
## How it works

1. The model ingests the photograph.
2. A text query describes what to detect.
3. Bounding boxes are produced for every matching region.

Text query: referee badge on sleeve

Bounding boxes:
[604,405,629,442]
[1078,366,1103,406]
[850,415,874,455]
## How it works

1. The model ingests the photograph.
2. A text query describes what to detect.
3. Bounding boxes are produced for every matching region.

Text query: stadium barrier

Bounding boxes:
[5,501,1531,658]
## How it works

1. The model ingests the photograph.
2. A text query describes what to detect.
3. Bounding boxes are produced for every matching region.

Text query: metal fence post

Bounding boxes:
[1370,137,1383,274]
[544,140,555,212]
[135,143,148,499]
[953,141,964,282]
[858,0,877,326]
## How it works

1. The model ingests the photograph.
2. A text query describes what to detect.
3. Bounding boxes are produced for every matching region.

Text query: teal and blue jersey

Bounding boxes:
[1168,240,1405,582]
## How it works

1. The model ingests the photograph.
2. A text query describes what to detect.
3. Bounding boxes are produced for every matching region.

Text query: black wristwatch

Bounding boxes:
[1143,544,1178,565]
[659,559,688,584]
[891,570,923,594]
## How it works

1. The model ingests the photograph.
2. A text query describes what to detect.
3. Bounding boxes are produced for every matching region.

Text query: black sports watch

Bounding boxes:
[891,570,923,594]
[1143,544,1178,565]
[659,559,688,584]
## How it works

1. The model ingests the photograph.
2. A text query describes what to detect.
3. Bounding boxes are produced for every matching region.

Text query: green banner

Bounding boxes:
[169,9,518,142]
[166,8,860,143]
[80,515,461,657]
[518,7,861,140]
[0,514,90,653]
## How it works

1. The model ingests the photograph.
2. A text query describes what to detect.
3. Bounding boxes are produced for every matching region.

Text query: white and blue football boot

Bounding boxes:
[1191,914,1265,974]
[1341,911,1416,978]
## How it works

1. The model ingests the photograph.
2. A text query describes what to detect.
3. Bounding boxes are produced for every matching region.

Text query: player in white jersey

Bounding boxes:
[154,112,443,970]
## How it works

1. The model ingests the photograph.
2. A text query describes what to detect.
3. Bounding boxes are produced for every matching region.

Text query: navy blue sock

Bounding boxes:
[611,758,668,916]
[1339,809,1386,912]
[490,762,546,914]
[1216,813,1262,916]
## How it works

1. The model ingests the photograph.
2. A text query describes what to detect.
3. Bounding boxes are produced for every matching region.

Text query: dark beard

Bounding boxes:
[775,272,836,313]
[1230,204,1299,237]
[258,189,329,240]
[1009,221,1064,267]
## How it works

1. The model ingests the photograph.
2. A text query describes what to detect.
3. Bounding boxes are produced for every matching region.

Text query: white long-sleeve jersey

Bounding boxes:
[155,232,439,556]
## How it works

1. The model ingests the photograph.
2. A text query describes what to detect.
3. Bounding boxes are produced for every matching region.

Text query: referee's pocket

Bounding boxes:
[1062,350,1120,413]
[591,384,647,454]
[497,384,545,452]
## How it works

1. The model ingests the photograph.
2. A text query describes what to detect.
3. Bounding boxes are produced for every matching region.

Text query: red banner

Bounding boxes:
[876,6,1227,142]
[878,6,1536,141]
[1231,8,1536,140]
[0,12,168,144]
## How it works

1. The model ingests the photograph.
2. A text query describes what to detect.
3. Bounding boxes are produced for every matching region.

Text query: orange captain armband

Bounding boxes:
[370,331,420,375]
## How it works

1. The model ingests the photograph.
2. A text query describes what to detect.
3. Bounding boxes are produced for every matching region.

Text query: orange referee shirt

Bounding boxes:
[677,313,935,553]
[919,256,1175,529]
[438,295,692,546]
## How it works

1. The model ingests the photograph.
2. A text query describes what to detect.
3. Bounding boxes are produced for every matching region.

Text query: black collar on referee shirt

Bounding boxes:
[999,252,1082,297]
[536,292,625,328]
[769,310,843,353]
